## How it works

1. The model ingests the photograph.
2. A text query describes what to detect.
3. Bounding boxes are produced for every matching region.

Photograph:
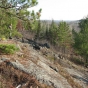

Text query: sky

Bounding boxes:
[28,0,88,21]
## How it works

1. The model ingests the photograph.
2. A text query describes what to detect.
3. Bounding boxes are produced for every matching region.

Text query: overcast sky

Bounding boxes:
[28,0,88,21]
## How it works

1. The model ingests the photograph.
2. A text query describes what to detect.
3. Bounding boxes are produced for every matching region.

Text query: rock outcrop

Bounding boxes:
[0,40,88,88]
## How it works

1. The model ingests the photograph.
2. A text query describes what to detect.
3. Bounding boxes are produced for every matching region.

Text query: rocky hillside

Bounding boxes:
[0,39,88,88]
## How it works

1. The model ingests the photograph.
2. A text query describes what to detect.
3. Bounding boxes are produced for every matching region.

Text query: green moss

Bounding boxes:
[0,44,19,54]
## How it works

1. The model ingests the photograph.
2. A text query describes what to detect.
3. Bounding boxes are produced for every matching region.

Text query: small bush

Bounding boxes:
[0,44,19,54]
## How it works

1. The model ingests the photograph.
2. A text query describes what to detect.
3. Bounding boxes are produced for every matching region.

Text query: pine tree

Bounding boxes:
[57,21,72,53]
[73,17,88,63]
[48,20,58,44]
[0,0,41,38]
[34,20,41,40]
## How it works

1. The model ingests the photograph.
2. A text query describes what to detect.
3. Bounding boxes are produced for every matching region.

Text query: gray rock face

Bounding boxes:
[0,39,88,88]
[0,50,72,88]
[1,42,87,88]
[11,60,72,88]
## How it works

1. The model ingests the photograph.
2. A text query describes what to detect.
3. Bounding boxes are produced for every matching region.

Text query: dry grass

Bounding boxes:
[56,63,83,88]
[0,61,52,88]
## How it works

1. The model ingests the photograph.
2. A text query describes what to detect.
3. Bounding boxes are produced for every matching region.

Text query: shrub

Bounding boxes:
[0,44,19,54]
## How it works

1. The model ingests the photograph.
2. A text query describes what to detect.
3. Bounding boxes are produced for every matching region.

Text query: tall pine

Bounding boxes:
[57,21,72,53]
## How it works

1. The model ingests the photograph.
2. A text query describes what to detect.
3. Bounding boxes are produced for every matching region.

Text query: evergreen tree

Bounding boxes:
[0,0,41,20]
[0,8,19,38]
[57,21,72,53]
[45,25,49,39]
[48,20,58,44]
[34,20,41,40]
[0,0,41,38]
[73,17,88,63]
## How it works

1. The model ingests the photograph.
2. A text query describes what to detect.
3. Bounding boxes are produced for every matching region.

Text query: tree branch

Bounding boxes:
[6,11,33,21]
[0,5,15,9]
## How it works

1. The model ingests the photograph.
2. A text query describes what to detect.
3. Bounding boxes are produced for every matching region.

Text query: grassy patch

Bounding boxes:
[0,44,19,54]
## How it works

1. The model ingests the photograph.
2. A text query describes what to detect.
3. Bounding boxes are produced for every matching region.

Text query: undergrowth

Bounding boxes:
[0,44,19,54]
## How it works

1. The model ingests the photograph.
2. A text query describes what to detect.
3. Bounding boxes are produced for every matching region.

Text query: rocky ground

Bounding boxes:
[0,39,88,88]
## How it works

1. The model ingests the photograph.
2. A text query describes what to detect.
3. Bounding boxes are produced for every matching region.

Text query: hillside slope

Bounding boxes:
[0,39,88,88]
